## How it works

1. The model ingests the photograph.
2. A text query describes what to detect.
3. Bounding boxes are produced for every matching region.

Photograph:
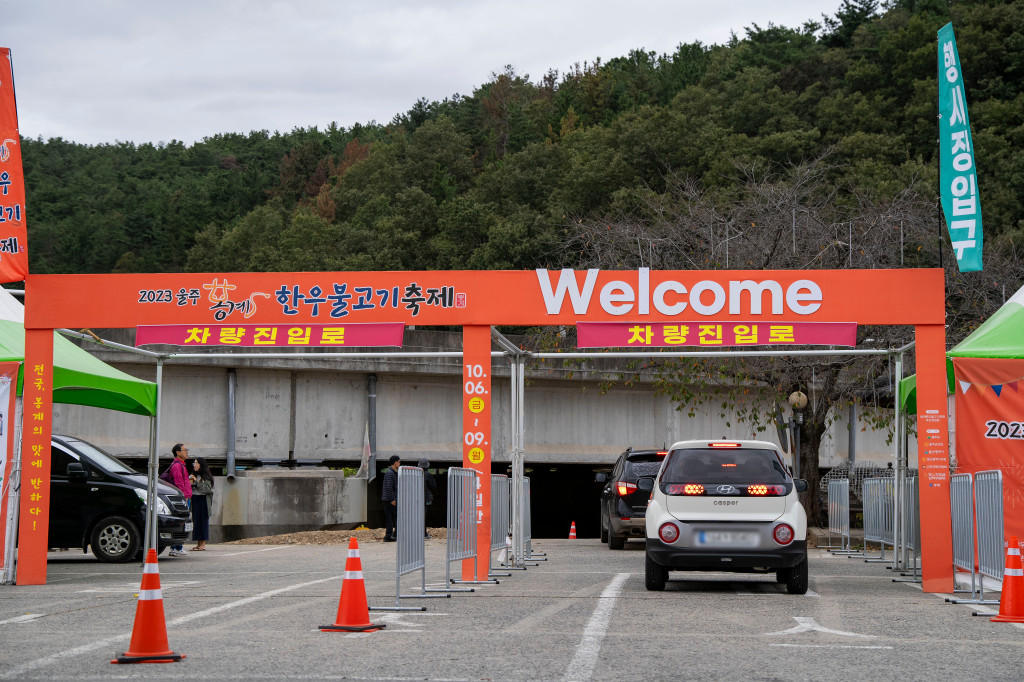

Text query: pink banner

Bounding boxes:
[136,323,404,347]
[576,321,857,348]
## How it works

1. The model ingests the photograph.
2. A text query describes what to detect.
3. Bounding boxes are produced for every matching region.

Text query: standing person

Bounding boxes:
[382,455,400,542]
[189,457,215,551]
[164,444,192,557]
[418,459,436,539]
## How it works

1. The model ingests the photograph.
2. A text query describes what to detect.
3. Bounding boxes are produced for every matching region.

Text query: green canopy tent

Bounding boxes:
[0,320,156,416]
[901,284,1024,411]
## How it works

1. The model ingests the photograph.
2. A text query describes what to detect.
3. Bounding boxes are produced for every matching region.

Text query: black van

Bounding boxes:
[49,434,192,562]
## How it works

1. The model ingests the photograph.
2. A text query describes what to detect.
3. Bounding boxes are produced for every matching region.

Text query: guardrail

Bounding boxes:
[853,477,894,563]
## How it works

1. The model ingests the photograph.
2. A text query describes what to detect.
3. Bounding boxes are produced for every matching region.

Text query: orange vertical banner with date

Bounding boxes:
[0,48,30,283]
[914,323,954,593]
[462,325,491,580]
[17,329,53,584]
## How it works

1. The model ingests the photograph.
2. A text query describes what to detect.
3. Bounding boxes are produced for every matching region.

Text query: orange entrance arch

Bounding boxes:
[19,268,952,592]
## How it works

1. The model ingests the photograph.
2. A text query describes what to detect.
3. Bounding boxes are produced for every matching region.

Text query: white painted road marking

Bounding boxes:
[217,545,297,556]
[764,616,873,638]
[0,574,341,679]
[771,643,894,650]
[0,614,43,625]
[77,579,199,593]
[563,573,629,682]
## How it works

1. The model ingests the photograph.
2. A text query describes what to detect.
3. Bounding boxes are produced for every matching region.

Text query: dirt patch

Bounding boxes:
[223,527,447,546]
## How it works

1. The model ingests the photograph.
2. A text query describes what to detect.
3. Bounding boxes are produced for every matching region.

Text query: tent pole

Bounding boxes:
[1,396,23,583]
[146,358,163,556]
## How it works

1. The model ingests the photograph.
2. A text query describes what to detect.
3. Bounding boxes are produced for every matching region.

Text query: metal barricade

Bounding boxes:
[827,479,852,553]
[371,466,447,611]
[973,470,1004,606]
[947,470,1003,606]
[868,477,895,563]
[893,475,921,583]
[948,472,976,597]
[490,474,513,576]
[444,467,497,586]
[523,477,544,561]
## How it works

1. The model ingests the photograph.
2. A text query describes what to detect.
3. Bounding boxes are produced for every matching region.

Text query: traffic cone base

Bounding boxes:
[991,536,1024,623]
[321,538,386,633]
[112,549,184,664]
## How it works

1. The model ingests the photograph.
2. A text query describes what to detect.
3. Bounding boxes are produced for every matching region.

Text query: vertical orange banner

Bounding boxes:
[0,48,29,283]
[462,325,491,580]
[0,360,20,567]
[17,329,52,584]
[915,323,954,592]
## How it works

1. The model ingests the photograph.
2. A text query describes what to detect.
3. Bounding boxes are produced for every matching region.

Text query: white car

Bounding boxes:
[644,439,809,594]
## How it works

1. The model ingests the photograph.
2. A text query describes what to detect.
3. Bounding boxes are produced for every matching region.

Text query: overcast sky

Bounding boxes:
[4,1,844,147]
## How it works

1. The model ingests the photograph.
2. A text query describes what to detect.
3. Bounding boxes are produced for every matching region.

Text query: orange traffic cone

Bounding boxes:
[112,548,184,664]
[321,537,386,632]
[991,536,1024,623]
[569,521,577,539]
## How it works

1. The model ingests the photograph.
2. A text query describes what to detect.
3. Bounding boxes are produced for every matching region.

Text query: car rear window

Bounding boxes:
[624,452,665,479]
[661,448,788,484]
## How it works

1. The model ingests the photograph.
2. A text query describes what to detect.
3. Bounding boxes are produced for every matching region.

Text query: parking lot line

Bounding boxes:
[0,573,341,679]
[563,572,629,682]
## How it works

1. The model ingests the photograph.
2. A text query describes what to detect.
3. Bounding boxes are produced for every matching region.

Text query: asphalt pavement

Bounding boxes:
[0,538,1021,680]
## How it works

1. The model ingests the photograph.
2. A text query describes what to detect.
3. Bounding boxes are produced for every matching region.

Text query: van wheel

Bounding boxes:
[645,553,667,591]
[91,516,140,563]
[785,553,809,595]
[609,534,625,550]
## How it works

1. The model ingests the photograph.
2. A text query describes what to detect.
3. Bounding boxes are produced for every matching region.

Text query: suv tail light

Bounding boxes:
[659,522,680,544]
[773,523,795,545]
[709,442,741,448]
[616,482,637,496]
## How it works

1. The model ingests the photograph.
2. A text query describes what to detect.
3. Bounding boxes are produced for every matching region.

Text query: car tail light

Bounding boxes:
[665,483,705,495]
[657,451,667,457]
[616,482,637,496]
[747,484,786,496]
[709,442,741,448]
[659,522,679,544]
[773,523,795,545]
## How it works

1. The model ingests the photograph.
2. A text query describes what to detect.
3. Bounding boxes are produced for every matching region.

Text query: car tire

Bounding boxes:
[645,553,667,591]
[785,553,809,595]
[600,514,609,543]
[609,534,625,550]
[90,516,140,563]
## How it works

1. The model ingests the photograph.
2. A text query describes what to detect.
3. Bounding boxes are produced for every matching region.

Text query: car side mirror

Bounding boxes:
[595,472,607,484]
[794,479,808,493]
[67,462,87,482]
[637,478,654,492]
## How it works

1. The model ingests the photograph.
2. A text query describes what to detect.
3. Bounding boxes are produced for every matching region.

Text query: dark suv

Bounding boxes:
[596,448,666,549]
[49,435,193,562]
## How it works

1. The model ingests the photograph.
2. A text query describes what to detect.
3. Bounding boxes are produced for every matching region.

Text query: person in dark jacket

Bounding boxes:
[382,455,401,541]
[418,458,436,538]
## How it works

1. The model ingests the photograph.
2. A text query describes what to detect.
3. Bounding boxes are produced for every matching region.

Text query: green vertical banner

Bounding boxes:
[937,23,983,272]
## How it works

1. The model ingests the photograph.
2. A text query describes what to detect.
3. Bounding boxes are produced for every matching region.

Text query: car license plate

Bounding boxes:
[185,522,193,532]
[696,530,756,548]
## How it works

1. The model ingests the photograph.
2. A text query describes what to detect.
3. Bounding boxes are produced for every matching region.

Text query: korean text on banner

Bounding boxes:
[0,49,28,283]
[937,24,983,273]
[0,361,19,568]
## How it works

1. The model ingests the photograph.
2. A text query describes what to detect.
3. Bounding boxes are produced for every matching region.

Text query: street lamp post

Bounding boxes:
[788,391,808,479]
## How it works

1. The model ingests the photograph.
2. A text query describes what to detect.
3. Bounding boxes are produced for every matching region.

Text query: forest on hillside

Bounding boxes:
[23,1,1022,296]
